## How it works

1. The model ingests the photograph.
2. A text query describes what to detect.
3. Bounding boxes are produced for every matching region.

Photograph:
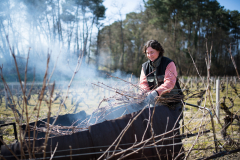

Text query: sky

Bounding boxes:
[217,0,240,12]
[102,0,240,25]
[102,0,144,25]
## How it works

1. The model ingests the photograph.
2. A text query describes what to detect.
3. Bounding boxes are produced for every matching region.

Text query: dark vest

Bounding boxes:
[142,56,183,104]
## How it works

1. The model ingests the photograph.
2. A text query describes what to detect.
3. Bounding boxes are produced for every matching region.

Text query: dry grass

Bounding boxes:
[180,80,240,159]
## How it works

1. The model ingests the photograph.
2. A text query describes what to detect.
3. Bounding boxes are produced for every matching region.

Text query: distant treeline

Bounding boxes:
[0,0,240,83]
[98,0,240,77]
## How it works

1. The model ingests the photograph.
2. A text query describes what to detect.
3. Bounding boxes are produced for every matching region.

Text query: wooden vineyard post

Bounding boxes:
[226,76,229,96]
[216,79,220,122]
[191,78,192,89]
[4,86,8,109]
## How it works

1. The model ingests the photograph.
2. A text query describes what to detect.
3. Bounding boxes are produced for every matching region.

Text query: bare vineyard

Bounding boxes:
[179,76,240,159]
[0,74,240,159]
[0,40,240,159]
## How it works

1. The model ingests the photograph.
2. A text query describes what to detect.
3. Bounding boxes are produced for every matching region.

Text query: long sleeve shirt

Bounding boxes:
[139,61,177,96]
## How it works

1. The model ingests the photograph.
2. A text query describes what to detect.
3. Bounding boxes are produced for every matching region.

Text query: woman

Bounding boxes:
[137,40,185,159]
[139,39,183,127]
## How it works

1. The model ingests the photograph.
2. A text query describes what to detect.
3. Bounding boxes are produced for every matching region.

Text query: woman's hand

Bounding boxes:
[144,90,158,107]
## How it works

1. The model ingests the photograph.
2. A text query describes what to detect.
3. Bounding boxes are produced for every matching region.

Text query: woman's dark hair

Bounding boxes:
[142,40,164,57]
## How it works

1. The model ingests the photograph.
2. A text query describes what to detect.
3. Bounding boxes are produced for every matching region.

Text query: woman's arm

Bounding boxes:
[155,61,177,96]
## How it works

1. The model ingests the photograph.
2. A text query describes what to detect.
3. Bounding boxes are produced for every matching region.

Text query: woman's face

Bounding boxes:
[146,47,160,62]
